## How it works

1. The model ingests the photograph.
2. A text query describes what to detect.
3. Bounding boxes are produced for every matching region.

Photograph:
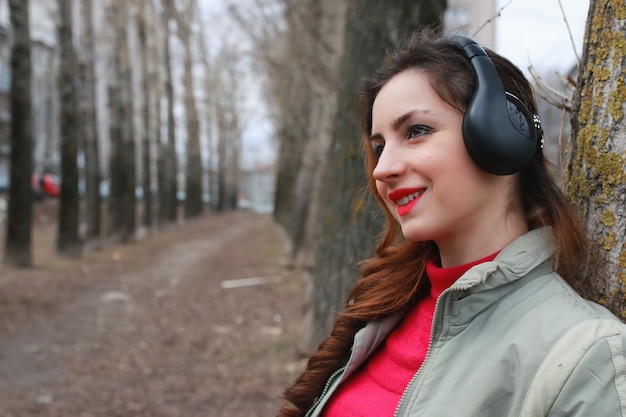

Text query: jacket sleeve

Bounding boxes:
[547,332,626,417]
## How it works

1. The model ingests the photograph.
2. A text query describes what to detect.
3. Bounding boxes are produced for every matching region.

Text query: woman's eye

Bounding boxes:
[372,144,384,158]
[407,124,430,139]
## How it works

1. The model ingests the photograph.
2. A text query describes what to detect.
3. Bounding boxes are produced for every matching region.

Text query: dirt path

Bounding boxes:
[0,211,306,416]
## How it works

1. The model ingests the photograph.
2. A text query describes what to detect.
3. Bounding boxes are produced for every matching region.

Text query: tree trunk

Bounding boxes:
[4,0,34,267]
[152,30,163,226]
[179,5,203,219]
[107,1,136,243]
[80,0,102,246]
[138,1,154,230]
[210,47,242,213]
[563,0,626,319]
[160,0,178,225]
[270,4,312,241]
[197,29,215,212]
[289,0,348,269]
[43,50,57,172]
[309,0,447,349]
[56,0,81,258]
[216,113,228,211]
[229,123,240,210]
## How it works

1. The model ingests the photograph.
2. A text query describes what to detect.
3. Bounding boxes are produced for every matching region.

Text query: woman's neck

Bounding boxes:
[436,215,528,268]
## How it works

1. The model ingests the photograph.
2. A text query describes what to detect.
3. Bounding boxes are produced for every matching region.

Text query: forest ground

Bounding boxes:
[0,199,308,416]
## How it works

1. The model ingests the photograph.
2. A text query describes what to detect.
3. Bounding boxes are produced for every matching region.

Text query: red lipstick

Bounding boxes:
[388,188,424,216]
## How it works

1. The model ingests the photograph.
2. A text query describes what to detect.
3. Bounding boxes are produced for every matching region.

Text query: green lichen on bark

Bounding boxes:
[617,0,626,19]
[609,77,625,122]
[594,152,623,206]
[620,248,626,269]
[619,248,626,285]
[599,231,618,250]
[569,0,626,320]
[600,209,616,227]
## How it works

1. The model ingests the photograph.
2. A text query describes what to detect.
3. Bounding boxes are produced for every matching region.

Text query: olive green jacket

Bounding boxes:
[306,228,626,417]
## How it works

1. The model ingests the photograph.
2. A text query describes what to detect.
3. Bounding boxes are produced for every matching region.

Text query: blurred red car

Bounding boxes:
[32,173,60,198]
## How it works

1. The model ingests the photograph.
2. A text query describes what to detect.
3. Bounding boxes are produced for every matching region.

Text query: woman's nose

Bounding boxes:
[372,145,406,181]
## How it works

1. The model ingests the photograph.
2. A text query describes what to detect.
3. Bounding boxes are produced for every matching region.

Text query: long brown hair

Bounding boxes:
[278,29,588,417]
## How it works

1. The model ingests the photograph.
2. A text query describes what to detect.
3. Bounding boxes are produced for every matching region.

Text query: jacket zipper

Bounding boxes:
[393,283,474,417]
[304,365,347,417]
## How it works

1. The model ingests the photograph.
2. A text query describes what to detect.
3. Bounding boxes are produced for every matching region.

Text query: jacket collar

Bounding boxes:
[444,227,555,326]
[454,226,554,291]
[349,227,555,371]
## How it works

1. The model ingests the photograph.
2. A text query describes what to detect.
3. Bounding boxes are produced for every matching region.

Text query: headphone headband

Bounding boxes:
[447,35,539,175]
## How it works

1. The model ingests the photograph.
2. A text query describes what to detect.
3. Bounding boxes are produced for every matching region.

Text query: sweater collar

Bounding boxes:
[426,252,500,297]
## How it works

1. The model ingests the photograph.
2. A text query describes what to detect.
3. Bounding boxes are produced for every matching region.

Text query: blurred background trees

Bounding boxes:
[1,0,623,345]
[1,0,261,264]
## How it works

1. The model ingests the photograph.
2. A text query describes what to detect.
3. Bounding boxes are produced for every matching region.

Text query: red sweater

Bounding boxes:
[322,252,498,416]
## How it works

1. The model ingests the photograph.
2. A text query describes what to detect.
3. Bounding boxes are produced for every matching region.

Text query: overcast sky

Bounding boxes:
[495,0,590,74]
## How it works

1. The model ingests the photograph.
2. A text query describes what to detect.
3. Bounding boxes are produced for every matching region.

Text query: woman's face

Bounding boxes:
[371,70,523,265]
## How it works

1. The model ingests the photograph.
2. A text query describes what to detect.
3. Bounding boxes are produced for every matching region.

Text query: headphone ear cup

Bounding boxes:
[463,87,537,175]
[450,36,537,175]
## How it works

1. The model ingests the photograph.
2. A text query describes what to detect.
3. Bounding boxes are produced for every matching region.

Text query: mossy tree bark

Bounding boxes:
[564,0,626,320]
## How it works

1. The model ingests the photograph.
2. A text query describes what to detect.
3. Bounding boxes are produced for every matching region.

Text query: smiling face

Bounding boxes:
[370,70,528,267]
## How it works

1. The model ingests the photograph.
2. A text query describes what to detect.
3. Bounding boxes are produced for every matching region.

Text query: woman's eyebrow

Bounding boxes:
[371,110,426,139]
[391,111,414,131]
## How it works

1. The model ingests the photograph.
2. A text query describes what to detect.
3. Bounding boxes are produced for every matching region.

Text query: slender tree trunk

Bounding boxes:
[270,3,312,240]
[289,0,347,269]
[44,51,56,171]
[563,0,626,319]
[180,11,203,219]
[57,0,81,258]
[4,0,34,267]
[151,29,163,226]
[229,124,240,210]
[160,0,178,224]
[216,115,228,211]
[138,1,153,230]
[107,1,136,242]
[81,0,102,246]
[199,47,215,212]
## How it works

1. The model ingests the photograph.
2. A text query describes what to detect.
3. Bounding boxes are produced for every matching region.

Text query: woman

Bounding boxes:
[279,30,626,417]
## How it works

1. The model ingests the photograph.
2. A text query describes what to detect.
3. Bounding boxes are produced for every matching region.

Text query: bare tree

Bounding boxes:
[563,0,626,319]
[4,0,34,267]
[107,0,136,242]
[260,2,311,241]
[194,2,215,211]
[175,0,203,219]
[158,0,179,226]
[286,0,348,270]
[80,0,103,246]
[57,0,81,258]
[137,0,156,230]
[211,45,242,212]
[226,0,310,234]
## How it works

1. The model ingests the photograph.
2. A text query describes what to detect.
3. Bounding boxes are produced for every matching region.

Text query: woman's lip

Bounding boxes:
[394,190,424,216]
[388,188,424,201]
[396,196,420,216]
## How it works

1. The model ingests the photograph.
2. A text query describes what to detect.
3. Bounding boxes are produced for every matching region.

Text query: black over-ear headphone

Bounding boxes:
[448,35,538,175]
